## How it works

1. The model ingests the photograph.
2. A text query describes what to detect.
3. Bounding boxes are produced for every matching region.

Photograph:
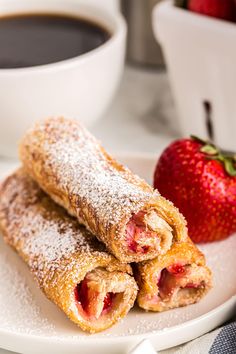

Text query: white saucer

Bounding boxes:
[0,154,235,354]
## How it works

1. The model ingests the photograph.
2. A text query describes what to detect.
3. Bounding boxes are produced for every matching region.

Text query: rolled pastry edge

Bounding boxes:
[136,240,212,312]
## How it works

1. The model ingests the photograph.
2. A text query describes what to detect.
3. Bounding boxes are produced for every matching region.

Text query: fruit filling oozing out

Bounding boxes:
[157,263,205,300]
[74,269,123,319]
[126,210,173,254]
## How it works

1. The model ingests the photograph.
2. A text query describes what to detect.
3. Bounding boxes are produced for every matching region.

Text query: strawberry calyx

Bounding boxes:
[191,135,236,177]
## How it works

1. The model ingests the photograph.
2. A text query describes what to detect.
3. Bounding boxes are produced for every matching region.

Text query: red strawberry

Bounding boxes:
[154,137,236,243]
[188,0,235,22]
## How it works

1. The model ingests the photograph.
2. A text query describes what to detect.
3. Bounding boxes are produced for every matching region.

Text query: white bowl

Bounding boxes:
[0,0,126,157]
[153,0,236,151]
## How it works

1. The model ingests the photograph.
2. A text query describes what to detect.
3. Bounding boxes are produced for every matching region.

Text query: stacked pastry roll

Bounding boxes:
[19,117,188,263]
[135,240,212,312]
[0,170,138,333]
[0,117,212,334]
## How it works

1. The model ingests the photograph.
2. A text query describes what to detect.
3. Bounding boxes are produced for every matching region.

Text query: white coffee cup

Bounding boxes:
[0,0,126,157]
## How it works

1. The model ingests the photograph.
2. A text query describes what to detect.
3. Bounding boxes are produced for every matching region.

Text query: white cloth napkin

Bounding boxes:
[129,318,236,354]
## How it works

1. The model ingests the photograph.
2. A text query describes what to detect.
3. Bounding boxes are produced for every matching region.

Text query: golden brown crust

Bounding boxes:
[0,169,138,333]
[136,239,212,312]
[19,117,187,262]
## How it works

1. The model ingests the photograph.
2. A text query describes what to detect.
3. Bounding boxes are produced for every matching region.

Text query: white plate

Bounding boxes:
[0,155,235,354]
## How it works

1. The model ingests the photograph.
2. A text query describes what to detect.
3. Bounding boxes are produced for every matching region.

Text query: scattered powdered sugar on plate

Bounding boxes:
[199,237,236,297]
[0,249,55,335]
[1,231,234,339]
[3,218,234,339]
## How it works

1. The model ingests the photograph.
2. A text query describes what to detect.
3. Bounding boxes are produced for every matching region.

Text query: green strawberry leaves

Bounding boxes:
[191,135,236,177]
[207,155,236,177]
[200,145,218,155]
[190,135,207,145]
[224,159,236,177]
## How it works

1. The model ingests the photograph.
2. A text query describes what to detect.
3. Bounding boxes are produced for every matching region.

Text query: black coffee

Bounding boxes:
[0,13,110,68]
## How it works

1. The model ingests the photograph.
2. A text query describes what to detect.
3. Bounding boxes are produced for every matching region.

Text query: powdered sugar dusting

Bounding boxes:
[46,139,150,226]
[0,169,108,283]
[22,214,90,263]
[21,118,156,231]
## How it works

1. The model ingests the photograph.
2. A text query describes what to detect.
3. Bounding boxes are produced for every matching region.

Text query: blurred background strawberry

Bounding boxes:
[185,0,236,22]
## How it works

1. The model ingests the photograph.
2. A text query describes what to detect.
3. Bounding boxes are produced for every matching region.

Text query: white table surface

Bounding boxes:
[91,65,180,155]
[0,65,181,354]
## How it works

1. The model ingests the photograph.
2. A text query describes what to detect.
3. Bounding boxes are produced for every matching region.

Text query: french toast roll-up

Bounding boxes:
[0,169,138,333]
[135,240,212,312]
[19,117,188,262]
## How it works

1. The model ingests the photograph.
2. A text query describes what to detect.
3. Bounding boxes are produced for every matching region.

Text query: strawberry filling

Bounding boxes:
[75,279,90,314]
[74,277,116,318]
[167,264,186,277]
[126,210,173,255]
[126,212,159,254]
[185,283,201,289]
[103,292,116,311]
[157,264,202,299]
[126,220,155,253]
